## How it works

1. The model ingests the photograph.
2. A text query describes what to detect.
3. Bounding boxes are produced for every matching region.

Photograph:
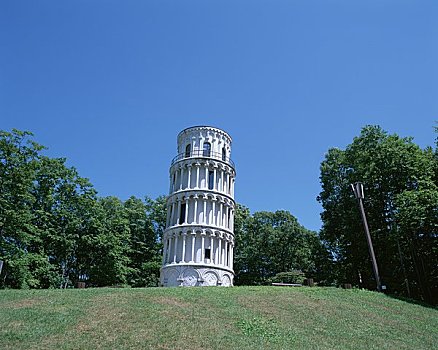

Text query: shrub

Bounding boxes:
[268,270,306,284]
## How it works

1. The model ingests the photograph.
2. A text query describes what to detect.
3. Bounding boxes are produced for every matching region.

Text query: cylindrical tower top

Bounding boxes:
[178,125,232,144]
[172,125,234,169]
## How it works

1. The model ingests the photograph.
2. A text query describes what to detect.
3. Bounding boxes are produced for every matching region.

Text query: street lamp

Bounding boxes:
[351,182,382,292]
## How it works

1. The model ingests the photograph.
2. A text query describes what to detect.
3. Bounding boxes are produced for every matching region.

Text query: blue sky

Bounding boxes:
[1,1,437,231]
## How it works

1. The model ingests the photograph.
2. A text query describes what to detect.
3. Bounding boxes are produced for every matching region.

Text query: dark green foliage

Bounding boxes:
[123,196,155,287]
[0,129,332,290]
[4,125,435,302]
[0,130,43,288]
[0,129,164,289]
[234,206,332,286]
[318,125,438,304]
[268,270,306,284]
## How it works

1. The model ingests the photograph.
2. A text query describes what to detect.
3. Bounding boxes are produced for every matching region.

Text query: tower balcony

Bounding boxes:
[171,149,235,168]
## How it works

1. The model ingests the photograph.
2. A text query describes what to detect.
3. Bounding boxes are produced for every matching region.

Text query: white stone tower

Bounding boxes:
[160,126,236,287]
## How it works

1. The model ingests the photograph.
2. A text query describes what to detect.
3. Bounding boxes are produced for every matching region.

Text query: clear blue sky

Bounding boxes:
[1,1,437,231]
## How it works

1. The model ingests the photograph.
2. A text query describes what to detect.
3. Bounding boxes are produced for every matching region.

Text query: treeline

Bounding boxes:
[1,127,437,305]
[233,206,333,286]
[0,129,165,288]
[0,129,329,290]
[318,125,438,304]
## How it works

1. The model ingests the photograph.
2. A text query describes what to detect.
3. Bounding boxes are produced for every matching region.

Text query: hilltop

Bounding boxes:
[1,286,437,349]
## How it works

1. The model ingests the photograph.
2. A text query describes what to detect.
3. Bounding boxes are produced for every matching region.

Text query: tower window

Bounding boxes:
[203,142,211,157]
[180,203,186,224]
[222,147,226,161]
[185,144,191,158]
[205,248,211,260]
[208,171,214,190]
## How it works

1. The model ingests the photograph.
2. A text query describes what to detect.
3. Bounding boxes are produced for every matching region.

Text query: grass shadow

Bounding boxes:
[386,293,437,310]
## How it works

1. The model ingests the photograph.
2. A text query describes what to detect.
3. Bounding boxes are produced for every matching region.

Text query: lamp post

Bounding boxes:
[351,182,382,292]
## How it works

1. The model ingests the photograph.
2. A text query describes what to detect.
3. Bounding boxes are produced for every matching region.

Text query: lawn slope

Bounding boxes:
[1,286,437,349]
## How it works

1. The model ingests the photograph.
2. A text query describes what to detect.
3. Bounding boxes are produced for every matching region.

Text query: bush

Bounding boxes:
[268,270,306,284]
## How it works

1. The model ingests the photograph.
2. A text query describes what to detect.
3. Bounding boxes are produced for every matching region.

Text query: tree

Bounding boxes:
[0,130,44,288]
[318,125,437,304]
[395,186,438,303]
[234,206,329,286]
[141,195,167,286]
[87,197,131,287]
[1,128,337,291]
[124,196,157,287]
[32,156,99,288]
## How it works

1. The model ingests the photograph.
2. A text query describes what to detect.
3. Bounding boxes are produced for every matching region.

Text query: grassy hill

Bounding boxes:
[1,286,437,349]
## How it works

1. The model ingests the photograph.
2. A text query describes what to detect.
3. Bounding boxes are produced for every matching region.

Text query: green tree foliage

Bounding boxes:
[268,270,306,284]
[318,125,437,304]
[0,129,164,289]
[32,156,98,288]
[88,197,131,287]
[124,196,163,287]
[234,206,331,286]
[0,129,47,288]
[1,129,330,290]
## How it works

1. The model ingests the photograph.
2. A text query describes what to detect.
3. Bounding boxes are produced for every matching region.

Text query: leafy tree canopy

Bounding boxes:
[318,125,437,304]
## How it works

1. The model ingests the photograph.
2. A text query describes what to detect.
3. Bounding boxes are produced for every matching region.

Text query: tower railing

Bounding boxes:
[171,150,235,168]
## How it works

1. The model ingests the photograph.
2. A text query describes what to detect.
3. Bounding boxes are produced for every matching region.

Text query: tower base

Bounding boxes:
[160,264,234,287]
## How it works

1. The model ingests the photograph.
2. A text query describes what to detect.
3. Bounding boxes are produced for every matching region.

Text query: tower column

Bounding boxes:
[173,234,178,263]
[212,200,216,226]
[201,232,205,262]
[203,198,207,224]
[191,137,196,156]
[190,233,196,263]
[193,196,198,224]
[210,233,215,264]
[224,240,228,266]
[182,234,186,263]
[171,202,176,226]
[162,237,168,265]
[176,200,181,225]
[167,238,171,263]
[205,167,208,189]
[179,167,184,190]
[187,165,192,189]
[218,238,222,266]
[195,164,200,189]
[184,198,189,224]
[166,204,171,227]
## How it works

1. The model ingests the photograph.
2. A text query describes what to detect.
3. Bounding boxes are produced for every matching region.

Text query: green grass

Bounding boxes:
[1,286,436,349]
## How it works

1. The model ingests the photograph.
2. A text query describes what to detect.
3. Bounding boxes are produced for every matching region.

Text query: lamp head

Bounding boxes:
[351,182,364,199]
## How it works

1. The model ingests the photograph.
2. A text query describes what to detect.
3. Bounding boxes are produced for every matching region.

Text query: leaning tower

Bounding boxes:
[160,126,236,287]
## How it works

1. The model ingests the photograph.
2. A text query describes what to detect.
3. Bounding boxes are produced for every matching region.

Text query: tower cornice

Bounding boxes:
[178,125,232,144]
